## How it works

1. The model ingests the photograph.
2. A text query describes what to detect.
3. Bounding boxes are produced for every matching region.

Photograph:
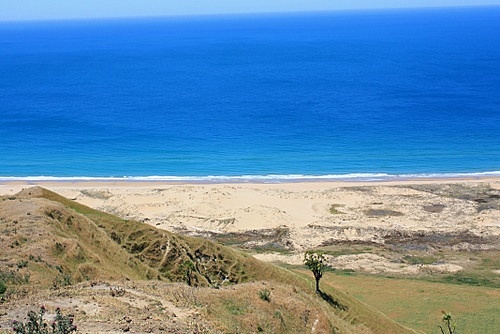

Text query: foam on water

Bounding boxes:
[1,171,499,183]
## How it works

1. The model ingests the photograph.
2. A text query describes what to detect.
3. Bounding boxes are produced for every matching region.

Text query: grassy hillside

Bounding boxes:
[0,187,415,333]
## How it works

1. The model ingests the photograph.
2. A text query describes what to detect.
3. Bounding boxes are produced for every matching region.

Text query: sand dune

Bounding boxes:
[2,178,498,256]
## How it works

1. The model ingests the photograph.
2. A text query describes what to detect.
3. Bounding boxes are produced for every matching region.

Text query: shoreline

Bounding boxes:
[0,171,500,183]
[1,175,500,191]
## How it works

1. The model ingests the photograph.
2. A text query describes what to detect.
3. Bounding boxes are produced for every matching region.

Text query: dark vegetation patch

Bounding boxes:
[342,186,373,193]
[439,273,498,288]
[0,269,30,285]
[79,190,113,200]
[329,204,344,215]
[405,183,500,212]
[383,230,494,250]
[316,226,497,252]
[319,238,381,248]
[422,204,446,213]
[402,255,439,265]
[364,209,404,217]
[180,226,294,253]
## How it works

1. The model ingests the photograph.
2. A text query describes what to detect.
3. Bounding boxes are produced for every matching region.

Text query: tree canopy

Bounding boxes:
[304,250,327,293]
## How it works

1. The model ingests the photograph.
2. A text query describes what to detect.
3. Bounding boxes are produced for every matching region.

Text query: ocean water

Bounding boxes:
[1,7,499,181]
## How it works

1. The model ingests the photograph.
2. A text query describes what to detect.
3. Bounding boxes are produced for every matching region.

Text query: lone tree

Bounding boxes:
[304,250,327,293]
[180,259,195,286]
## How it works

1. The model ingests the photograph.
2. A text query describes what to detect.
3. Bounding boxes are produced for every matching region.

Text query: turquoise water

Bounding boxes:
[1,7,499,181]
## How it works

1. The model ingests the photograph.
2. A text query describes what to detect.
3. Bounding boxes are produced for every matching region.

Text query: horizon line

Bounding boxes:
[0,4,498,24]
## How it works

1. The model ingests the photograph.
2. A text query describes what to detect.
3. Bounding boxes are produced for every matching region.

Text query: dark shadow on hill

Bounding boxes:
[319,291,347,311]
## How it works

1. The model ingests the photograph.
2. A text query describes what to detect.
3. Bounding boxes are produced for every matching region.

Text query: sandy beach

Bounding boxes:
[1,178,499,258]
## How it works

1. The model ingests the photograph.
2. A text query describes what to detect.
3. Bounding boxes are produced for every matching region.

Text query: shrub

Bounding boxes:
[180,260,195,286]
[17,261,28,269]
[258,289,271,302]
[438,311,456,334]
[54,243,65,254]
[329,204,344,214]
[0,270,29,285]
[109,286,125,297]
[29,255,43,262]
[0,280,6,295]
[12,306,77,334]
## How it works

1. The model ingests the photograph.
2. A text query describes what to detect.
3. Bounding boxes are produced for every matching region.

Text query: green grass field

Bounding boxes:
[324,272,500,334]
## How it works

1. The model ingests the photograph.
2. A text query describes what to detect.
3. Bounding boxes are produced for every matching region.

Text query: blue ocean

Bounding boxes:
[1,6,499,181]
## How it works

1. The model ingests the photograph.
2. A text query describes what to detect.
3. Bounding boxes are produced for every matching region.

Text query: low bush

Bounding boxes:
[258,289,271,302]
[12,306,77,334]
[0,280,6,295]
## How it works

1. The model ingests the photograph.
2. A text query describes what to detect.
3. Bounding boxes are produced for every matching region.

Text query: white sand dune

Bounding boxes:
[1,178,498,252]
